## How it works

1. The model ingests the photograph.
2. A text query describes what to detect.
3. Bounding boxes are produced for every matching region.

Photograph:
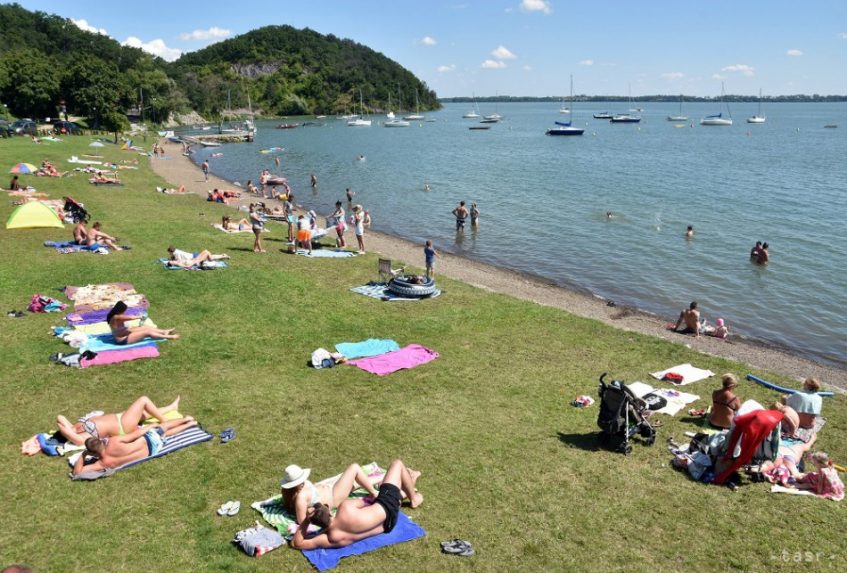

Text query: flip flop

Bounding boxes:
[227,501,241,516]
[441,539,474,556]
[217,501,235,516]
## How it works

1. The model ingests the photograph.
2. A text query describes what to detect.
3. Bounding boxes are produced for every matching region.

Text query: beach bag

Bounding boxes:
[663,372,684,384]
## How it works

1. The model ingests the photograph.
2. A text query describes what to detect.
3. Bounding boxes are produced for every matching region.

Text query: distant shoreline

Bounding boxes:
[150,139,847,389]
[440,96,847,103]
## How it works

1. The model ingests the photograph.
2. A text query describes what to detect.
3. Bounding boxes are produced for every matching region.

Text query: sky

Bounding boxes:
[15,0,847,98]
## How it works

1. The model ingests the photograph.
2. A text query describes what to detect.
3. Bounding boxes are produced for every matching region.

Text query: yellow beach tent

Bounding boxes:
[6,201,64,229]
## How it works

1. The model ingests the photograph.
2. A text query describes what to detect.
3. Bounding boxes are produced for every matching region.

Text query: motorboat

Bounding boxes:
[610,114,641,123]
[384,119,411,127]
[276,123,299,129]
[593,112,613,119]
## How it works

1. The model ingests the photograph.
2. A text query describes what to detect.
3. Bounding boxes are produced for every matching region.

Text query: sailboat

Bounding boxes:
[462,93,480,118]
[700,82,733,126]
[403,90,425,121]
[667,94,688,122]
[386,92,395,120]
[384,91,410,127]
[483,93,502,122]
[747,89,766,123]
[546,75,584,136]
[347,90,372,126]
[558,96,570,114]
[610,84,641,123]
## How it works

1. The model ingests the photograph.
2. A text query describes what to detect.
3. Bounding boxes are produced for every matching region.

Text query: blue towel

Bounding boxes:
[335,339,400,359]
[44,240,101,252]
[302,512,426,571]
[81,336,159,353]
[296,249,356,258]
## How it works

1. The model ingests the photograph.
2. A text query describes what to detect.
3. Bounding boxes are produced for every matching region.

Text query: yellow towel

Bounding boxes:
[74,319,156,335]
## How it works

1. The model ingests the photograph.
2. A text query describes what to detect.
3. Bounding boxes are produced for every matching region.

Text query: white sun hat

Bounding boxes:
[280,464,311,489]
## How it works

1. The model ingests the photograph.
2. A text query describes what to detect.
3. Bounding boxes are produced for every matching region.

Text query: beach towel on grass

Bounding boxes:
[212,224,255,234]
[67,306,145,326]
[252,462,386,538]
[158,258,228,271]
[71,318,154,336]
[72,295,148,314]
[335,339,400,359]
[302,512,426,571]
[81,335,163,353]
[70,425,212,480]
[44,241,104,253]
[626,382,700,416]
[64,282,135,302]
[347,344,438,376]
[650,364,714,386]
[350,283,442,302]
[80,344,160,367]
[296,249,356,258]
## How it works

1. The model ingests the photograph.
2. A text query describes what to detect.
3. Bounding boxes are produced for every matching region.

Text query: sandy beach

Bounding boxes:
[150,139,847,389]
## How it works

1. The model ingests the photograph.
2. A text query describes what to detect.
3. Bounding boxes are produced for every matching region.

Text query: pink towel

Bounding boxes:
[347,344,438,376]
[80,345,160,368]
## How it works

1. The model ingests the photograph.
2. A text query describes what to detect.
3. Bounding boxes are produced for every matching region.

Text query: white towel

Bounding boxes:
[650,363,715,385]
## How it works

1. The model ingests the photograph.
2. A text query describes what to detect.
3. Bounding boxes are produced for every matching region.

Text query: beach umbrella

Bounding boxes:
[88,141,104,147]
[9,163,37,174]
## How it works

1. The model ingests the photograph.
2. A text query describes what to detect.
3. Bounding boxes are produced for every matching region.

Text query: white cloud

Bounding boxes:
[179,27,231,41]
[786,49,803,57]
[711,73,726,80]
[578,59,594,66]
[481,59,507,69]
[436,64,456,73]
[123,36,182,62]
[840,32,847,39]
[491,45,517,60]
[421,36,437,46]
[523,65,532,71]
[661,72,685,80]
[520,0,552,14]
[721,64,755,76]
[71,18,107,36]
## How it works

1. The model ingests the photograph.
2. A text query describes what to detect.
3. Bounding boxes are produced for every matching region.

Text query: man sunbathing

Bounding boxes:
[87,222,124,250]
[167,246,230,268]
[73,221,89,245]
[72,416,197,475]
[291,459,423,550]
[55,395,182,445]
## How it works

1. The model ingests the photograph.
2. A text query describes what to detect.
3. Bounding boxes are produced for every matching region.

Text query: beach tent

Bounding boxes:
[9,163,37,174]
[6,201,64,229]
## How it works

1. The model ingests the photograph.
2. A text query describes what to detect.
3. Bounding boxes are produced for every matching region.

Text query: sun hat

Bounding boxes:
[716,318,725,327]
[280,464,311,489]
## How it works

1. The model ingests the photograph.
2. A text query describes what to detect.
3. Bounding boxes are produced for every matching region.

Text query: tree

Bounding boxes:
[61,55,127,119]
[99,108,129,143]
[0,48,61,118]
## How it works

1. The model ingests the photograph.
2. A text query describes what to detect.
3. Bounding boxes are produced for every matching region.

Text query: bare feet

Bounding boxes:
[164,395,181,413]
[410,492,424,508]
[409,469,421,484]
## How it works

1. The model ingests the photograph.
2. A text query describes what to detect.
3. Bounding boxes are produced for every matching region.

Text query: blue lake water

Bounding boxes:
[192,102,847,366]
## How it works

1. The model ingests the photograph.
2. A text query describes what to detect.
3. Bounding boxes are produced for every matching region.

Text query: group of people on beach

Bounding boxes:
[672,301,728,339]
[72,220,127,251]
[452,201,479,232]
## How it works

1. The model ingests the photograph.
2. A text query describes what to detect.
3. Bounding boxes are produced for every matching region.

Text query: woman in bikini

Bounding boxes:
[280,463,380,524]
[55,395,182,445]
[107,301,180,345]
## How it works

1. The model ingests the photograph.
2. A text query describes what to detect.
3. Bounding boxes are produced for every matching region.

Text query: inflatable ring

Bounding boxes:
[387,276,437,297]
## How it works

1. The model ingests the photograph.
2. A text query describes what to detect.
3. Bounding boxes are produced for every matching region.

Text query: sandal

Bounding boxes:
[220,427,236,443]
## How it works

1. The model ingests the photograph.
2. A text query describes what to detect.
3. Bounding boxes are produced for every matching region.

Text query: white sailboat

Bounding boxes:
[462,92,480,118]
[546,75,584,136]
[700,82,733,126]
[348,90,372,126]
[483,93,503,121]
[747,89,766,124]
[386,92,395,120]
[403,90,425,121]
[558,96,570,114]
[667,94,688,122]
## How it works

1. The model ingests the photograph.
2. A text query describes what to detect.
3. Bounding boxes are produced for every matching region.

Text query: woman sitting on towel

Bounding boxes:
[166,246,230,268]
[709,374,741,429]
[107,301,180,344]
[55,396,182,445]
[280,463,380,524]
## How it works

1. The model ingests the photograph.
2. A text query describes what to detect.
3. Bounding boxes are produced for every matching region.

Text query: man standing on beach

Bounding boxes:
[452,201,469,232]
[674,301,701,337]
[202,160,209,182]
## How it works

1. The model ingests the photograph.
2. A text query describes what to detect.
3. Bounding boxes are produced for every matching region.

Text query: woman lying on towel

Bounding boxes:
[55,395,182,445]
[107,301,180,344]
[216,215,252,231]
[280,463,381,524]
[88,171,120,184]
[73,416,197,475]
[166,246,230,268]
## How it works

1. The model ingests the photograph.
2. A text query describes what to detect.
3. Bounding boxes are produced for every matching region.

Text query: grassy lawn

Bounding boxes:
[0,136,844,573]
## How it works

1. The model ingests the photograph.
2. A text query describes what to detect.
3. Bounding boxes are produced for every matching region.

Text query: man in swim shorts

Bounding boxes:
[291,459,423,549]
[72,417,197,475]
[674,301,701,337]
[452,201,468,232]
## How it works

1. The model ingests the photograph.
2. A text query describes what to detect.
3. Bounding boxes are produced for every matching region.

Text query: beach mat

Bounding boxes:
[67,306,145,326]
[650,364,714,386]
[70,425,212,480]
[347,344,438,376]
[158,258,228,270]
[335,339,400,359]
[81,335,162,353]
[212,224,255,234]
[252,462,386,538]
[302,512,426,571]
[80,344,160,368]
[71,318,154,335]
[64,282,134,301]
[44,241,104,253]
[350,282,442,302]
[626,382,700,416]
[296,249,356,258]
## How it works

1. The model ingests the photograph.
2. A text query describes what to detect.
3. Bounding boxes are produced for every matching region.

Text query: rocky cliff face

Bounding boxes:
[231,62,281,78]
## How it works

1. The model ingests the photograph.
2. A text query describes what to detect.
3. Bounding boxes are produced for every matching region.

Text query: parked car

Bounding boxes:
[10,119,37,135]
[53,120,82,135]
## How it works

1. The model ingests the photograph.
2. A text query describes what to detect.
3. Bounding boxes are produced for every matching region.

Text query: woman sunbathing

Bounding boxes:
[107,301,180,344]
[89,171,120,184]
[280,463,380,524]
[55,396,182,445]
[217,215,252,231]
[166,246,230,268]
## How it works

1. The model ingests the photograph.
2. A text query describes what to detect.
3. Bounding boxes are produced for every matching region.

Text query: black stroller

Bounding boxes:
[596,373,661,454]
[63,197,89,223]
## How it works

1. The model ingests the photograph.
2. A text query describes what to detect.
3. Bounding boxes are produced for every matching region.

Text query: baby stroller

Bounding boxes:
[596,373,657,454]
[63,197,89,223]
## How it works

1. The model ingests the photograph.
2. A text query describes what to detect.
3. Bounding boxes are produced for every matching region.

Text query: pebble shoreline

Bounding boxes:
[150,139,847,390]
